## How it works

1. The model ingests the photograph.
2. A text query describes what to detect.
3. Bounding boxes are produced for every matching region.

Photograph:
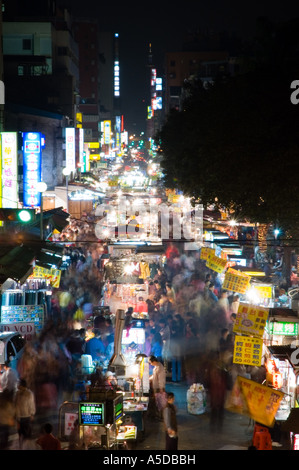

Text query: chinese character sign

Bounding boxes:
[23,132,42,207]
[206,252,228,273]
[233,335,263,367]
[233,303,269,337]
[222,268,251,294]
[65,127,76,171]
[252,284,272,299]
[1,132,18,208]
[225,376,284,427]
[200,247,215,260]
[28,265,61,288]
[268,321,299,336]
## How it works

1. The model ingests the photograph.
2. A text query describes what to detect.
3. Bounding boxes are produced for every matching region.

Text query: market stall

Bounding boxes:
[58,391,136,449]
[107,310,149,436]
[264,309,299,422]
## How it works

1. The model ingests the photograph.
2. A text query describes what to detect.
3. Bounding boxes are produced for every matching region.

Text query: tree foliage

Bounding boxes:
[157,21,299,236]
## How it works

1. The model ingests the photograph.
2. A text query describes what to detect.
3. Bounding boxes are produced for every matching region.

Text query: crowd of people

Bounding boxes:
[0,208,270,449]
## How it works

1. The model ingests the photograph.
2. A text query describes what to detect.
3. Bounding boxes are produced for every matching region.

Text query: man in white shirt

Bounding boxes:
[14,378,36,449]
[0,362,18,399]
[149,355,166,416]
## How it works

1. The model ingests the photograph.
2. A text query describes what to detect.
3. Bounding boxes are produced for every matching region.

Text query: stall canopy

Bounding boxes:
[267,345,299,369]
[0,231,65,285]
[31,207,70,237]
[0,245,35,284]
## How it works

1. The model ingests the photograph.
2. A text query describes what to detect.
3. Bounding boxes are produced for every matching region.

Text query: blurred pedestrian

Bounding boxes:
[0,361,19,400]
[85,329,106,365]
[206,352,227,432]
[158,318,171,370]
[170,314,185,382]
[149,355,166,417]
[36,422,61,450]
[14,378,36,449]
[0,389,16,449]
[68,419,85,450]
[163,392,178,450]
[149,330,163,364]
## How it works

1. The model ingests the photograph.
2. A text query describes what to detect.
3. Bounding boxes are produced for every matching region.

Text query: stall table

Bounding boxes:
[123,397,149,436]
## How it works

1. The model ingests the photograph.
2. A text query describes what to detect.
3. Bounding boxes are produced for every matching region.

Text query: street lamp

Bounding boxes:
[62,168,71,212]
[37,181,47,240]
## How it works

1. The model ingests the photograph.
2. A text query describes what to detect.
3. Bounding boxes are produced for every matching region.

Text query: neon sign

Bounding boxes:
[23,132,42,207]
[1,132,18,208]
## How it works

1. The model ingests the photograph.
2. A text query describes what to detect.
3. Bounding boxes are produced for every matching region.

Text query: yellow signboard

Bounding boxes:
[252,284,272,299]
[233,303,269,338]
[233,335,263,367]
[206,252,227,273]
[200,247,215,261]
[225,376,284,428]
[29,266,61,288]
[222,268,251,294]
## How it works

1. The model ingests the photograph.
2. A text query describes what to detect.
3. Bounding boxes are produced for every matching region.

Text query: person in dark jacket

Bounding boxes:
[162,392,178,450]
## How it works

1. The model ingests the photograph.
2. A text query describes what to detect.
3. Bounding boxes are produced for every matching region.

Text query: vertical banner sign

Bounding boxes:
[79,128,84,171]
[222,268,251,294]
[23,132,42,207]
[1,132,18,208]
[65,127,76,171]
[233,303,269,338]
[200,247,215,261]
[233,335,263,367]
[206,252,228,273]
[225,376,284,427]
[104,120,111,145]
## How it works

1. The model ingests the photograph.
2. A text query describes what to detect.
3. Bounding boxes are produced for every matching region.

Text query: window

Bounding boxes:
[11,335,25,353]
[6,340,15,359]
[22,39,31,50]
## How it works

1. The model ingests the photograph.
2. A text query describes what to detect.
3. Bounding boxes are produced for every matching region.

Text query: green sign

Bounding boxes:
[267,321,299,336]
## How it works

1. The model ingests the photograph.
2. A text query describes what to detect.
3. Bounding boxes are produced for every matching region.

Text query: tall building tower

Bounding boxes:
[113,32,122,156]
[146,43,163,157]
[98,31,123,158]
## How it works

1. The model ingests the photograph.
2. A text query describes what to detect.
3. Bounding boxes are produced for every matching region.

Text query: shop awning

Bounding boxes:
[34,207,70,234]
[0,233,64,285]
[0,245,35,284]
[267,345,299,369]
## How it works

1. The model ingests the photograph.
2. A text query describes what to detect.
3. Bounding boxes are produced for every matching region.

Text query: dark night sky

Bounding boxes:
[68,0,299,135]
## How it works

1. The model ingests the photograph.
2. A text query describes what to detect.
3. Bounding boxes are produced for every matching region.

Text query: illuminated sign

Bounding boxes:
[65,127,76,171]
[267,321,299,336]
[104,121,111,144]
[1,132,18,208]
[233,335,263,367]
[79,402,105,426]
[76,112,83,128]
[156,77,162,91]
[23,132,42,207]
[233,303,269,338]
[114,60,120,97]
[151,68,156,87]
[79,128,84,170]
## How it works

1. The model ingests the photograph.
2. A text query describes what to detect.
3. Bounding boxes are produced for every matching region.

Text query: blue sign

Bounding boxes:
[23,132,42,207]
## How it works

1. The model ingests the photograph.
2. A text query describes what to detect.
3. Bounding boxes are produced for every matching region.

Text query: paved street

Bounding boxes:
[136,381,252,451]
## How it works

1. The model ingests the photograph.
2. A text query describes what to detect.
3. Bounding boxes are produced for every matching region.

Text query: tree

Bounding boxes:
[157,19,299,238]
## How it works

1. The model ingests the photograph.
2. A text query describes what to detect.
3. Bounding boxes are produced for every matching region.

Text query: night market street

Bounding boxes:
[2,0,299,455]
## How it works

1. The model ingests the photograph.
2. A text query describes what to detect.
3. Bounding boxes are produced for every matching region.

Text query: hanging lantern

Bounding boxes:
[273,371,283,389]
[265,359,276,375]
